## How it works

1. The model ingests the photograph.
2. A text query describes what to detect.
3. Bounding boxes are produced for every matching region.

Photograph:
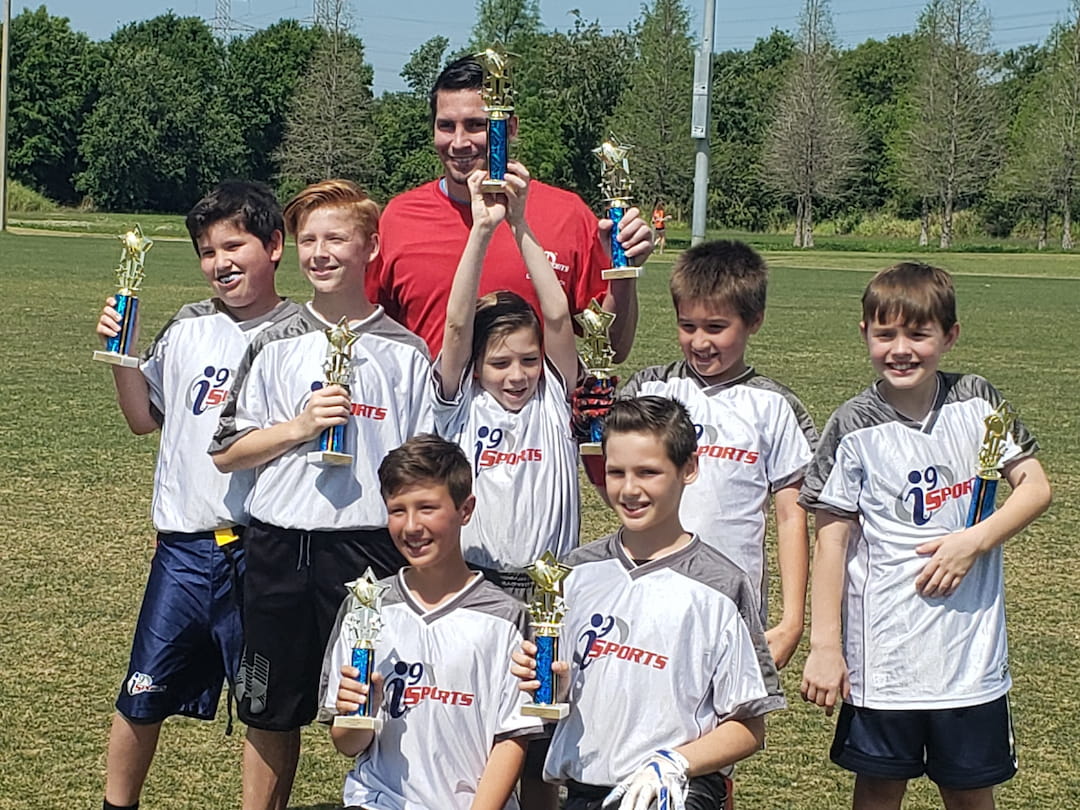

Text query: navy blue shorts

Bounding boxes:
[830,696,1017,789]
[236,521,405,731]
[115,531,244,724]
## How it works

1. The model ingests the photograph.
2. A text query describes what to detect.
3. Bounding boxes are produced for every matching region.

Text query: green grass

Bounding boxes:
[0,231,1077,808]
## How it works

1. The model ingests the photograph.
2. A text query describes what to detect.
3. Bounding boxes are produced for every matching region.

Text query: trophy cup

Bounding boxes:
[574,299,617,456]
[522,551,572,720]
[475,46,514,193]
[93,225,154,367]
[966,401,1018,526]
[308,317,359,466]
[593,135,641,280]
[334,568,389,731]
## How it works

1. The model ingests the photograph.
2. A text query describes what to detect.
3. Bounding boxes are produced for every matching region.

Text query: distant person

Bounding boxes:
[210,180,432,810]
[95,180,299,810]
[652,203,669,254]
[367,55,653,362]
[800,263,1052,810]
[320,434,543,810]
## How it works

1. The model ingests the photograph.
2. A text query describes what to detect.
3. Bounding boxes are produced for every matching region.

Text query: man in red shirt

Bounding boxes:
[367,56,652,362]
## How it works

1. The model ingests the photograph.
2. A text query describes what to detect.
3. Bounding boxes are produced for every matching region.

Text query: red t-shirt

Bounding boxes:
[368,179,609,356]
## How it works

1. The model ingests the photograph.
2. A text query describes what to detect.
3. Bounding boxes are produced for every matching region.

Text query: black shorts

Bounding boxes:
[564,772,728,810]
[830,696,1017,789]
[235,520,405,731]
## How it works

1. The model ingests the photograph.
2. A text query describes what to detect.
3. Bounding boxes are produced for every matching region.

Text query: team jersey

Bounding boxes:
[210,303,433,531]
[800,372,1038,710]
[319,572,543,810]
[434,359,579,570]
[368,179,609,356]
[621,363,817,619]
[544,533,786,787]
[139,297,298,533]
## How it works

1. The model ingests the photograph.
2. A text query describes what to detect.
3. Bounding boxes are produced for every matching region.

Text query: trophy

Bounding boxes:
[522,551,572,720]
[308,317,359,466]
[574,299,616,456]
[334,568,389,731]
[966,401,1018,526]
[93,225,153,367]
[593,135,641,280]
[476,46,514,192]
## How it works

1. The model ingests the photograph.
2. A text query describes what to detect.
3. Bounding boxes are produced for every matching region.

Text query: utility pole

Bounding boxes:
[0,0,12,232]
[213,0,231,40]
[690,0,715,246]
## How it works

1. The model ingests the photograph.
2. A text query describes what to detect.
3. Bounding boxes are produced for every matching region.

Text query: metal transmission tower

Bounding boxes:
[213,0,231,40]
[314,0,334,27]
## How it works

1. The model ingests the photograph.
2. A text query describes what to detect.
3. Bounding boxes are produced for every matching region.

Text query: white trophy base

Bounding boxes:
[307,450,353,466]
[93,350,140,368]
[333,714,383,731]
[522,702,569,720]
[480,178,508,193]
[601,266,643,280]
[579,442,603,456]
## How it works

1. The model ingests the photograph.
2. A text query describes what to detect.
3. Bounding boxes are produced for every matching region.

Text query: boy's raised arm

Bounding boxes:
[440,171,506,400]
[505,162,579,389]
[469,737,528,810]
[801,511,854,715]
[768,484,809,669]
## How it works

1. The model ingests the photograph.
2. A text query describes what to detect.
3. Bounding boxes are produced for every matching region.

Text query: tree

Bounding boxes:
[469,0,541,48]
[7,7,101,203]
[400,34,449,95]
[605,0,695,213]
[226,20,323,186]
[893,0,1000,248]
[276,1,381,191]
[762,0,859,247]
[76,14,243,211]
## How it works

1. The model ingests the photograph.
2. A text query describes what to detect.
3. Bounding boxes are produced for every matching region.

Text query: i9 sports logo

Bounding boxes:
[576,613,668,671]
[693,423,759,464]
[896,464,974,526]
[383,661,474,718]
[473,425,540,469]
[189,366,231,415]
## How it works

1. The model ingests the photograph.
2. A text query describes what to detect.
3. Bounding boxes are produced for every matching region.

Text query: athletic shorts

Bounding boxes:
[565,771,729,810]
[830,696,1017,789]
[236,521,405,731]
[115,531,244,724]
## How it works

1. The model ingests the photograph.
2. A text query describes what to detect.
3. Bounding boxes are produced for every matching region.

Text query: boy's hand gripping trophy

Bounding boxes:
[522,551,572,720]
[334,568,389,731]
[93,225,154,367]
[307,317,358,466]
[966,401,1018,526]
[574,300,617,456]
[593,135,641,280]
[475,45,515,193]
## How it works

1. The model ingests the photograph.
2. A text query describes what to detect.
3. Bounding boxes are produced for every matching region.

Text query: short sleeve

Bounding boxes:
[765,396,816,492]
[431,356,472,439]
[800,411,861,518]
[710,607,780,723]
[210,344,272,453]
[494,624,545,742]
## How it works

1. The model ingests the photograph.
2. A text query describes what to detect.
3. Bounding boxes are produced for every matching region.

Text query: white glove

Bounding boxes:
[602,749,690,810]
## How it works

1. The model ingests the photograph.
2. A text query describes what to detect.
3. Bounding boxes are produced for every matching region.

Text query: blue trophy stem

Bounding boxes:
[533,634,558,705]
[966,477,998,527]
[320,423,346,454]
[488,117,508,181]
[107,293,139,355]
[351,645,374,718]
[607,205,628,269]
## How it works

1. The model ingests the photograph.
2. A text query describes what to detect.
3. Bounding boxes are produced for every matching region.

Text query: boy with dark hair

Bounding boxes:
[516,396,785,810]
[320,434,542,810]
[210,179,432,810]
[617,240,816,670]
[800,262,1052,810]
[95,180,299,810]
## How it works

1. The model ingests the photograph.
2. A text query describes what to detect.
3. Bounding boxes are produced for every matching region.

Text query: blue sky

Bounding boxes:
[31,0,1072,93]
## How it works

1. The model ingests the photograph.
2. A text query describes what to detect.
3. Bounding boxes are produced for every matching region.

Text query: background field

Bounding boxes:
[0,229,1077,808]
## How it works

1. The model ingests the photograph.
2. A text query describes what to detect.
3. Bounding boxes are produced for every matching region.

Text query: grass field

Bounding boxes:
[0,229,1077,809]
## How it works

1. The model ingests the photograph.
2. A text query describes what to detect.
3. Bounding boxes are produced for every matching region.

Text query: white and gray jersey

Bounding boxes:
[210,303,433,531]
[433,359,579,570]
[621,362,817,619]
[800,372,1038,710]
[319,572,543,810]
[140,297,298,533]
[544,534,786,787]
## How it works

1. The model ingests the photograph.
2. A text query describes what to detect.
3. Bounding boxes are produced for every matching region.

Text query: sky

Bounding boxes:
[30,0,1073,94]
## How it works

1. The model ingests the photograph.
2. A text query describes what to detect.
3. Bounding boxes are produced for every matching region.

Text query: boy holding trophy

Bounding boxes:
[210,180,432,810]
[95,181,300,810]
[320,434,542,810]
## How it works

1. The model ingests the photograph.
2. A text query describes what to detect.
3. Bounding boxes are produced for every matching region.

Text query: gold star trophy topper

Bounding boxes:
[525,551,572,626]
[593,134,633,205]
[343,567,390,644]
[574,299,616,379]
[116,225,154,294]
[976,401,1018,480]
[324,317,361,389]
[93,225,154,367]
[475,45,515,113]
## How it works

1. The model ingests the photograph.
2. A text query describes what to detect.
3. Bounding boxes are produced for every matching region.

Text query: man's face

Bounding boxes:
[432,88,518,192]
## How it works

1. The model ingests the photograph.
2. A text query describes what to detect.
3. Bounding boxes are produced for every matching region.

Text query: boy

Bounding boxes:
[95,180,299,810]
[209,180,433,810]
[518,396,786,810]
[617,240,816,670]
[800,263,1052,810]
[320,434,543,809]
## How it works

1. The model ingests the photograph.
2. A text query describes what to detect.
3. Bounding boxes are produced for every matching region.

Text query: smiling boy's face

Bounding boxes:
[384,481,475,570]
[197,219,282,319]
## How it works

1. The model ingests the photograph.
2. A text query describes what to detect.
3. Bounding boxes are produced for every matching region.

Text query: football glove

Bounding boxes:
[602,749,690,810]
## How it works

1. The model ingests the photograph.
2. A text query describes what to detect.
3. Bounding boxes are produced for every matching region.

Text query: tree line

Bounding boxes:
[6,0,1080,247]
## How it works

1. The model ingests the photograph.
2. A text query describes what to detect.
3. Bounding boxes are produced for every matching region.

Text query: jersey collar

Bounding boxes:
[396,568,485,623]
[615,530,702,579]
[679,360,756,393]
